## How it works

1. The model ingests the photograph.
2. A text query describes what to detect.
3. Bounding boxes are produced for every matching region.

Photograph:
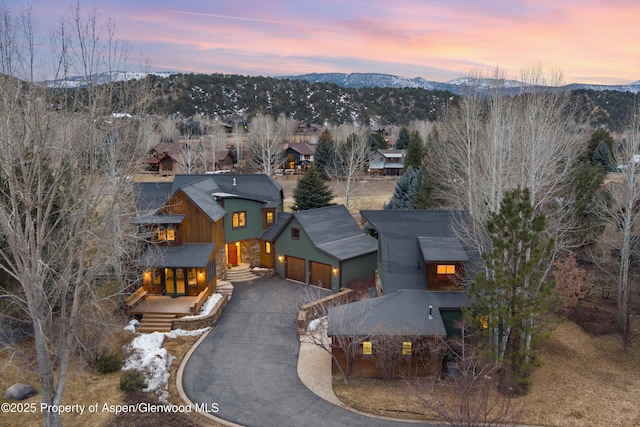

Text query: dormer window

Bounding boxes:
[157,227,176,242]
[437,265,456,275]
[266,211,274,225]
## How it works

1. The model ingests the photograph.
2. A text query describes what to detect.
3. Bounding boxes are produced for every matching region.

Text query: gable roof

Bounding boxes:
[133,174,283,223]
[286,142,315,156]
[327,290,470,337]
[273,205,377,261]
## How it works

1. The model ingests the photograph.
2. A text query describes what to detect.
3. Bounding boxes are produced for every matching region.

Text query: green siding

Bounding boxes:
[440,309,464,337]
[341,253,378,289]
[273,217,340,292]
[223,199,265,242]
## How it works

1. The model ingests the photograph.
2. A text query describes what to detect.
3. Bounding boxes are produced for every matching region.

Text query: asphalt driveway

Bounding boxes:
[181,277,437,427]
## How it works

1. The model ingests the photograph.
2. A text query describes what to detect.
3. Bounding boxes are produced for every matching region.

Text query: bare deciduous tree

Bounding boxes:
[406,325,521,427]
[326,125,371,210]
[248,112,294,175]
[0,5,148,427]
[593,102,640,348]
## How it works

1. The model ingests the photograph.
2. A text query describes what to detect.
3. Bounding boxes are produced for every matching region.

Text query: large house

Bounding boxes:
[131,174,284,303]
[327,210,480,378]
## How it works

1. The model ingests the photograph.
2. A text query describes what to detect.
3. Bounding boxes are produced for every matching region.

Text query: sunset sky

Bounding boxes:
[5,0,640,85]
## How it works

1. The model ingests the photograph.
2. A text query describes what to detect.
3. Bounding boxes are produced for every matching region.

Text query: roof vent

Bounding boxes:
[429,305,433,320]
[232,177,237,186]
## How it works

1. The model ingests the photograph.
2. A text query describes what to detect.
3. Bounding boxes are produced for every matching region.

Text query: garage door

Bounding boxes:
[285,256,306,283]
[310,261,332,290]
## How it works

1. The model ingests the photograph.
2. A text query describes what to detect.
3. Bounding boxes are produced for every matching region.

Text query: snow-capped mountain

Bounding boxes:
[44,71,175,88]
[279,72,640,94]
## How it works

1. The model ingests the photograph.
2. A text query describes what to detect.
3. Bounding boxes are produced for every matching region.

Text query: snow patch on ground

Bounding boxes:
[307,316,326,332]
[120,294,223,401]
[124,319,139,332]
[179,293,223,320]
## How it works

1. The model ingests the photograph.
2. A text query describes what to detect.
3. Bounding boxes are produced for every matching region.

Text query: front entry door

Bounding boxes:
[164,268,186,296]
[228,243,238,266]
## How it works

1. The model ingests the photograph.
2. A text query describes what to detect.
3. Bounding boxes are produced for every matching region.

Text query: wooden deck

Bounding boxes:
[127,295,199,317]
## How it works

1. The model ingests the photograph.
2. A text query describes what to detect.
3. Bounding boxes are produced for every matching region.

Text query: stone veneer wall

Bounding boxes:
[240,238,261,267]
[215,248,227,280]
[172,295,228,331]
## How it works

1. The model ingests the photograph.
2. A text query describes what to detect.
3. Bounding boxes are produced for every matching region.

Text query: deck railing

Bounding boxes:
[124,287,148,311]
[189,287,210,314]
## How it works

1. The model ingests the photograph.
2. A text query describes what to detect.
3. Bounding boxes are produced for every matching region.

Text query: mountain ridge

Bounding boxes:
[277,72,640,94]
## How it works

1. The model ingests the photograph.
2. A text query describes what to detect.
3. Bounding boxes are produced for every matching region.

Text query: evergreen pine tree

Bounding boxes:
[313,129,335,179]
[292,165,334,211]
[583,128,615,163]
[404,130,425,170]
[412,168,440,209]
[384,166,420,209]
[395,127,410,149]
[466,187,558,394]
[592,140,616,172]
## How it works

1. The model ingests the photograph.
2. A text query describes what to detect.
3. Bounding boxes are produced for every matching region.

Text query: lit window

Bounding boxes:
[479,315,489,330]
[362,341,372,355]
[266,211,274,225]
[232,211,246,228]
[291,227,300,240]
[166,229,175,241]
[157,229,166,241]
[265,242,272,254]
[402,341,412,356]
[437,265,456,275]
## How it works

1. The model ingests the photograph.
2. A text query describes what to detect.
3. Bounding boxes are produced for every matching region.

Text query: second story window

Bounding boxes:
[291,227,300,240]
[232,211,246,229]
[157,227,176,242]
[437,265,456,275]
[266,211,274,225]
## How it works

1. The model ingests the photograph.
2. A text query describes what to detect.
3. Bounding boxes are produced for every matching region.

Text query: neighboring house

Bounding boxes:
[214,150,234,170]
[145,142,184,175]
[131,174,284,303]
[327,210,480,378]
[368,149,405,176]
[265,205,378,292]
[284,142,316,171]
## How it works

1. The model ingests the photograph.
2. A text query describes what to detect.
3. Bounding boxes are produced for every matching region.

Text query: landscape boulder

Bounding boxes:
[3,383,37,400]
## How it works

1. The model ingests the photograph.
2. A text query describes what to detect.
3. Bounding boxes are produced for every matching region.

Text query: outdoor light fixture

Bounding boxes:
[332,268,338,275]
[278,256,284,263]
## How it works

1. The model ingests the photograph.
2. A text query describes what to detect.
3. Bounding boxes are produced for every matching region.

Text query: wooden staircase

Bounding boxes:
[137,313,177,333]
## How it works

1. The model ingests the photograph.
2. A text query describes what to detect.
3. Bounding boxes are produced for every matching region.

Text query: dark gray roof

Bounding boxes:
[133,174,283,225]
[180,178,227,222]
[261,211,292,242]
[317,234,378,260]
[133,182,172,214]
[131,214,185,225]
[418,236,469,262]
[286,205,377,261]
[327,290,470,337]
[139,243,215,268]
[207,174,283,208]
[360,210,481,294]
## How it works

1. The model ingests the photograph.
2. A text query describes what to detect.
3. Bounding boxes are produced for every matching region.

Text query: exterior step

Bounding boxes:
[226,266,259,283]
[137,314,176,333]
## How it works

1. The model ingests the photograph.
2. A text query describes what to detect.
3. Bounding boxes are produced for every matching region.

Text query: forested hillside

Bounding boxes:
[140,73,636,130]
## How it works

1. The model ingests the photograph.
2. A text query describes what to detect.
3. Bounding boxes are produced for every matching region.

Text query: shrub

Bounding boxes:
[96,353,123,374]
[120,370,147,392]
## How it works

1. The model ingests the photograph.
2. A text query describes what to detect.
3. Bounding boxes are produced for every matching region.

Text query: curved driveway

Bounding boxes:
[182,278,437,427]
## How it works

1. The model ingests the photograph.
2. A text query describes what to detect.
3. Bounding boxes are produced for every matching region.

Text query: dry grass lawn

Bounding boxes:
[334,320,640,427]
